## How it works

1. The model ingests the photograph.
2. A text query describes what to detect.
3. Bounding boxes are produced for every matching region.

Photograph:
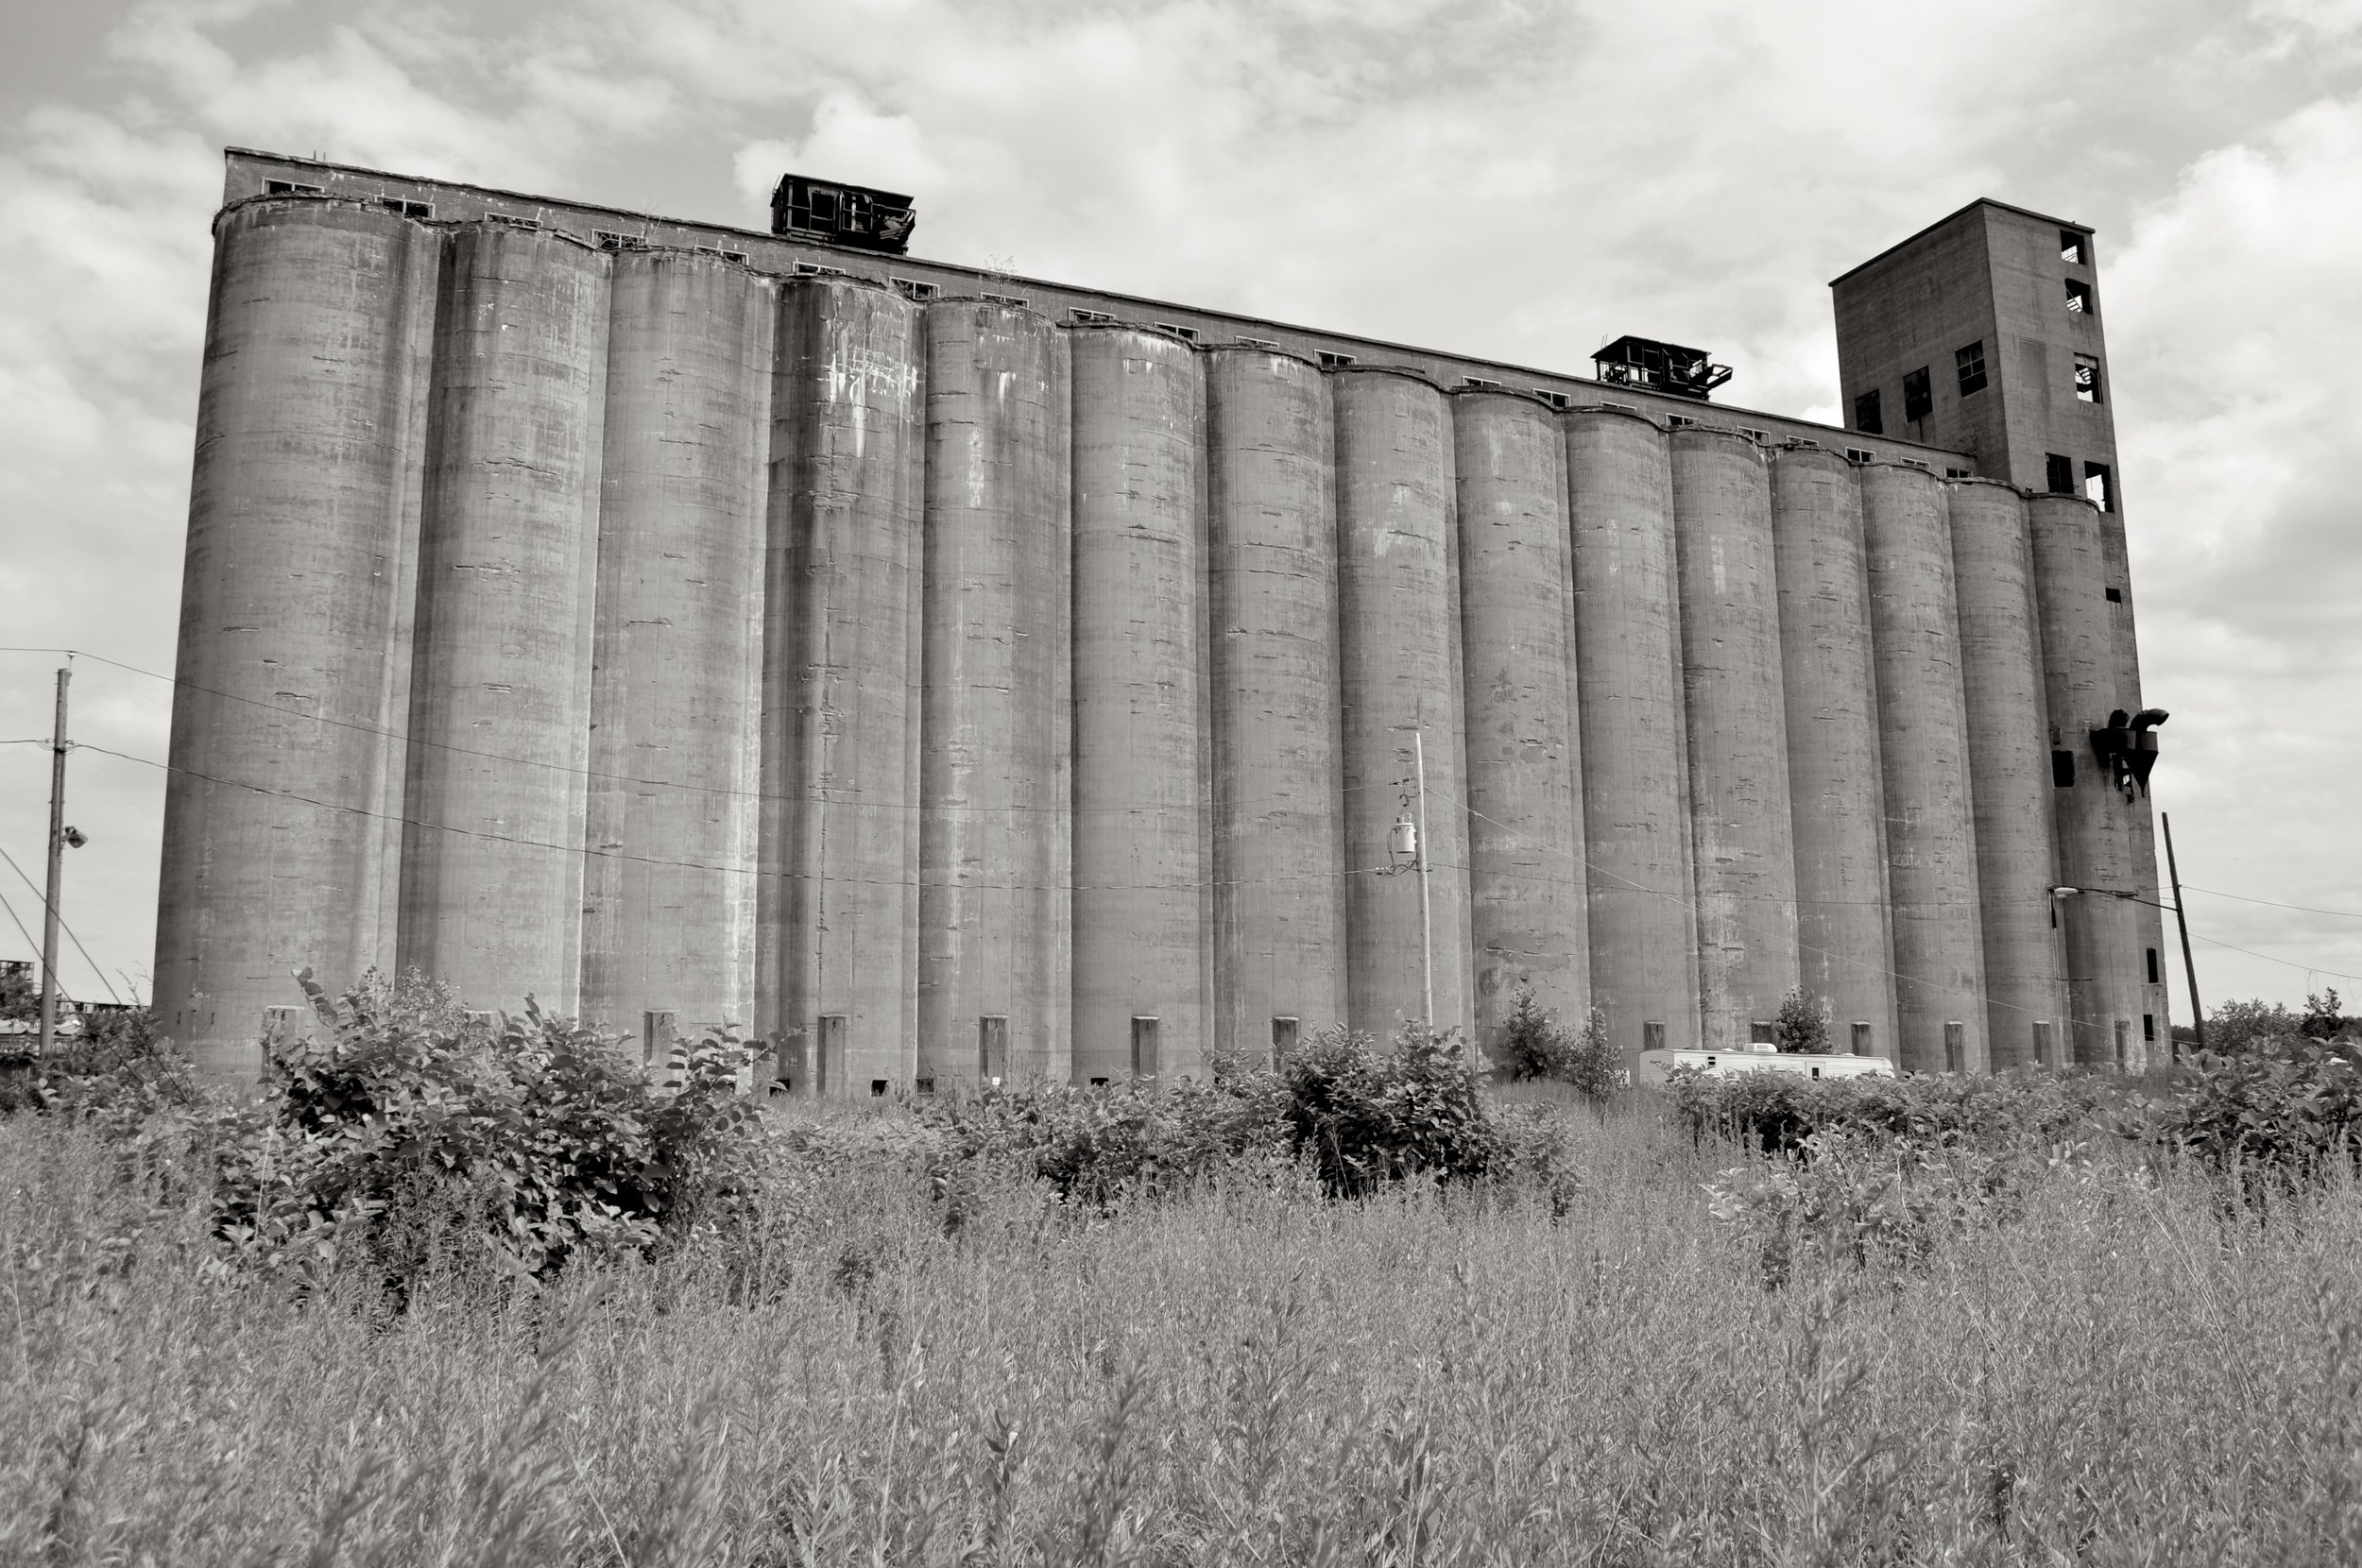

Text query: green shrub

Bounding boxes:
[2143,1035,2362,1196]
[1771,984,1829,1054]
[1281,1024,1503,1196]
[919,1076,1290,1212]
[0,1008,202,1126]
[204,969,764,1292]
[1667,1066,2112,1159]
[1495,988,1620,1100]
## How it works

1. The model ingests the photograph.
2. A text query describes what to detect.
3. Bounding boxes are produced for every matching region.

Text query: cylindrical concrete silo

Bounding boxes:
[917,300,1072,1087]
[1453,390,1588,1053]
[1948,479,2068,1069]
[1205,348,1347,1062]
[578,250,772,1039]
[155,196,438,1079]
[2098,514,2172,1061]
[1859,463,1990,1072]
[2028,493,2146,1066]
[400,223,610,1014]
[1332,368,1473,1042]
[1770,445,1899,1059]
[1670,429,1800,1048]
[762,278,927,1096]
[1069,325,1211,1087]
[1566,408,1700,1061]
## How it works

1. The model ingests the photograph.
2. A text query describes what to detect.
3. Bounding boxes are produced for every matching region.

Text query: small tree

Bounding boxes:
[1771,984,1830,1054]
[1559,1006,1622,1101]
[2208,997,2301,1054]
[1498,986,1568,1081]
[2302,989,2347,1040]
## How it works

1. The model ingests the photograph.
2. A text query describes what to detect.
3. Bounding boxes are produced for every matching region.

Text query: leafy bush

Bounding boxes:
[0,1008,202,1126]
[1667,1065,2112,1159]
[2143,1035,2362,1196]
[1771,984,1829,1054]
[205,969,765,1292]
[1281,1024,1503,1196]
[919,1075,1290,1212]
[1495,988,1620,1099]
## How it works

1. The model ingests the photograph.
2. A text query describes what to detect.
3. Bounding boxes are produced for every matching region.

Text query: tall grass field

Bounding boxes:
[5,985,2360,1565]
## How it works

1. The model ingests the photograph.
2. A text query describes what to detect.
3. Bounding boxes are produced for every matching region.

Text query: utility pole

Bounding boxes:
[37,666,68,1056]
[1412,727,1434,1036]
[2163,811,2203,1054]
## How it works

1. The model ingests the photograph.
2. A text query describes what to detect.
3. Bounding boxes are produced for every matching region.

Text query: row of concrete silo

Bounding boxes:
[157,194,2158,1087]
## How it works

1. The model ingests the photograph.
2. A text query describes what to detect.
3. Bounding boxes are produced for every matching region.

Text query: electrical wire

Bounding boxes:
[2182,884,2362,922]
[0,889,63,1004]
[0,845,122,1004]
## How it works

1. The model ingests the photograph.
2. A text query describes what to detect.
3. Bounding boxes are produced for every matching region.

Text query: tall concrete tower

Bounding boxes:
[1833,199,2170,1066]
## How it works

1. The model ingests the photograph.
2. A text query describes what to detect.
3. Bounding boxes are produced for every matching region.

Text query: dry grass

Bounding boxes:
[5,1099,2360,1565]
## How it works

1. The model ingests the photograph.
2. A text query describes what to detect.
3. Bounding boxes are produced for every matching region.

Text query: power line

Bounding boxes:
[2184,930,2362,985]
[0,889,61,1003]
[0,844,119,1004]
[2182,884,2362,923]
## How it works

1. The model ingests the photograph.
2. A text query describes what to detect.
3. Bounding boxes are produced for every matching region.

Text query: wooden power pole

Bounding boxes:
[2163,810,2203,1054]
[36,666,69,1056]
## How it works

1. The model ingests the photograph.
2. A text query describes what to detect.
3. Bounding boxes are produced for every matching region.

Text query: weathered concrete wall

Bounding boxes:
[1453,391,1588,1052]
[1859,463,1990,1071]
[400,222,610,1014]
[1948,479,2068,1068]
[2028,492,2147,1066]
[156,199,437,1078]
[916,300,1072,1086]
[1670,428,1800,1048]
[1566,408,1700,1061]
[1333,369,1472,1042]
[1069,325,1211,1085]
[762,278,927,1094]
[1769,446,1898,1058]
[1205,349,1348,1062]
[2098,515,2173,1057]
[580,250,771,1038]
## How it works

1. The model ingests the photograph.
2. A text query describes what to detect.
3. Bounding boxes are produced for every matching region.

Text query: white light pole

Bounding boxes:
[1386,725,1435,1037]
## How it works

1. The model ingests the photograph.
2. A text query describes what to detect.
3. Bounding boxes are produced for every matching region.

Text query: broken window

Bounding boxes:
[1902,366,1933,423]
[1462,375,1503,390]
[1317,350,1357,368]
[2046,452,2076,494]
[979,290,1028,307]
[2085,460,2114,512]
[892,277,939,301]
[2051,749,2076,787]
[379,196,432,219]
[1853,389,1883,435]
[1956,340,1987,396]
[1666,413,1696,429]
[1739,426,1770,443]
[1154,320,1199,341]
[2061,230,2088,265]
[1845,446,1874,464]
[264,179,324,196]
[1236,335,1280,349]
[1946,467,1972,479]
[694,244,748,263]
[2105,587,2123,603]
[1069,307,1117,325]
[1901,458,1928,470]
[2064,278,2095,315]
[1532,388,1570,410]
[2074,353,2103,403]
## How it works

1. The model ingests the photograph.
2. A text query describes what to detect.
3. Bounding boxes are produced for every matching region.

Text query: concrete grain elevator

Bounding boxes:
[155,153,2174,1086]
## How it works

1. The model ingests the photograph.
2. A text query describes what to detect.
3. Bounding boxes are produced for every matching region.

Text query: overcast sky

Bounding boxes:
[3,0,2359,1020]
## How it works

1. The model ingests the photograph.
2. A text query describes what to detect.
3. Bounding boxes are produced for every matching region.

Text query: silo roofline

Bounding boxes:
[1829,196,2094,288]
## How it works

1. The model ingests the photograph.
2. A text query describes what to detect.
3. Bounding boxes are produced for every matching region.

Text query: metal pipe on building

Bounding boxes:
[916,299,1072,1087]
[1069,325,1212,1086]
[1670,428,1801,1048]
[400,222,611,1014]
[1770,445,1898,1058]
[1947,479,2069,1068]
[1565,408,1700,1062]
[761,277,927,1095]
[2028,492,2145,1066]
[156,197,439,1077]
[1204,348,1348,1063]
[1332,367,1473,1042]
[1452,390,1588,1053]
[1858,463,1991,1072]
[579,250,772,1039]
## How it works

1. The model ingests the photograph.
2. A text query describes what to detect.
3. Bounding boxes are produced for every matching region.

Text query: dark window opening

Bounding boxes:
[1946,467,1972,479]
[1271,1015,1300,1067]
[2105,587,2123,603]
[1666,413,1696,429]
[2062,230,2088,265]
[379,196,432,219]
[978,1015,1009,1082]
[2046,452,2076,494]
[1740,426,1770,443]
[807,187,838,223]
[1089,1076,1109,1087]
[1316,350,1357,368]
[892,277,939,302]
[979,291,1028,308]
[1462,375,1503,390]
[1844,447,1874,465]
[2085,461,2114,512]
[1069,307,1117,325]
[1154,321,1199,342]
[1902,366,1933,423]
[694,245,748,263]
[1131,1016,1161,1082]
[1956,340,1988,396]
[1533,388,1570,410]
[815,1014,847,1096]
[2074,353,2103,403]
[1901,458,1928,470]
[790,261,847,278]
[2051,749,2076,788]
[1642,1020,1667,1052]
[265,179,325,196]
[915,1075,935,1094]
[2144,1013,2157,1043]
[1853,389,1883,435]
[485,211,539,230]
[1850,1021,1873,1056]
[2064,278,2095,315]
[870,1080,888,1098]
[2148,948,2161,985]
